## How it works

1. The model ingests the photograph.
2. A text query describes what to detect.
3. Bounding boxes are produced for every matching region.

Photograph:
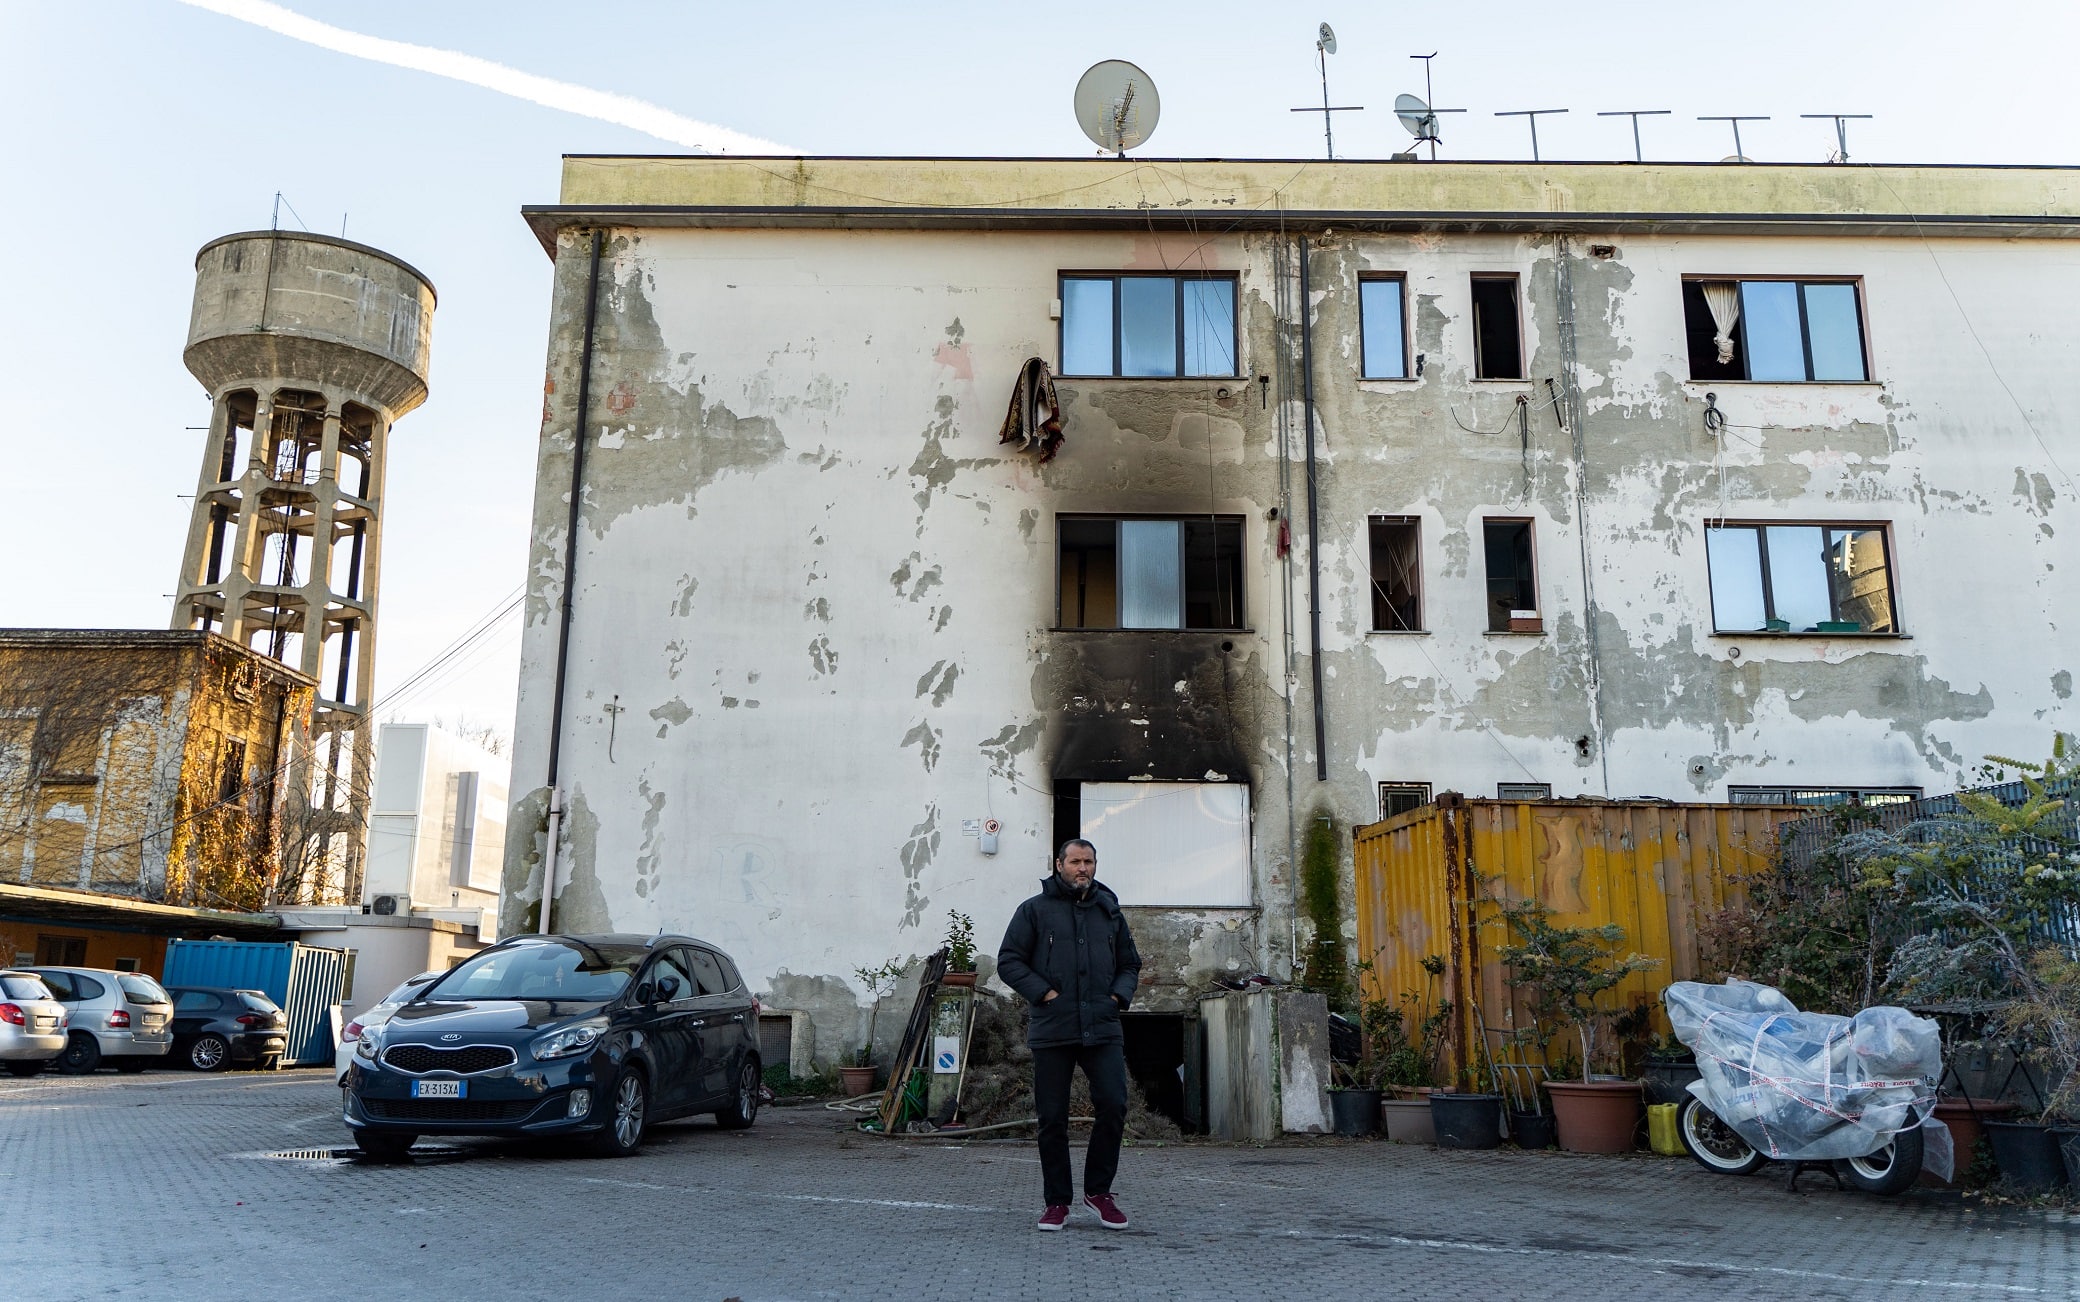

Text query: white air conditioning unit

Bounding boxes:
[368,893,412,917]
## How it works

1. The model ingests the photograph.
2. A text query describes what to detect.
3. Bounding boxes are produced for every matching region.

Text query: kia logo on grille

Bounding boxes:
[441,1033,461,1042]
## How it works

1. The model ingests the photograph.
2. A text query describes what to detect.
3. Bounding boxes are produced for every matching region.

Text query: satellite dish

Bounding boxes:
[1317,23,1337,54]
[1395,92,1435,139]
[1074,60,1161,155]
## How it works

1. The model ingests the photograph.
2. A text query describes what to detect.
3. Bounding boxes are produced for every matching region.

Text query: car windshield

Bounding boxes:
[427,942,644,1003]
[119,975,169,1005]
[0,975,53,1000]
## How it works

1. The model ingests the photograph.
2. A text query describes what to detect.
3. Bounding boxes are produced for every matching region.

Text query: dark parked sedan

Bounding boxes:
[166,987,288,1071]
[342,933,761,1161]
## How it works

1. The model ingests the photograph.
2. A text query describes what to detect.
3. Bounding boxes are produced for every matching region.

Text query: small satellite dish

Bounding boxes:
[1318,22,1337,54]
[1395,92,1436,139]
[1074,60,1161,155]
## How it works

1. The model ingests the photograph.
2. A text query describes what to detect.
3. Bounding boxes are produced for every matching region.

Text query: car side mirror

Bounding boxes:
[656,976,681,1002]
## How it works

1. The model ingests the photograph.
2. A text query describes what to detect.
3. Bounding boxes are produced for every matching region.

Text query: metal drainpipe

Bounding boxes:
[539,228,606,934]
[1297,236,1329,781]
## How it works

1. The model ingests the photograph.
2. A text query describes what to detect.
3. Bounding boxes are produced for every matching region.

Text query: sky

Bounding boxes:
[2,1,2076,744]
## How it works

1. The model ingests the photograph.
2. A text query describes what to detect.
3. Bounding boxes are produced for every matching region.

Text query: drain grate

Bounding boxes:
[245,1145,472,1165]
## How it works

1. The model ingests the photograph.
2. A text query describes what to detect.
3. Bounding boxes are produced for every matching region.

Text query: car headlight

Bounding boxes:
[531,1022,605,1061]
[355,1031,379,1060]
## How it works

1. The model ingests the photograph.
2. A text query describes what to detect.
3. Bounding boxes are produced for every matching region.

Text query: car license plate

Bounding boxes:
[410,1079,466,1099]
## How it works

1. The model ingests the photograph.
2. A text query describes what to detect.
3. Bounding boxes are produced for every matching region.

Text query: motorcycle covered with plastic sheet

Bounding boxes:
[1664,979,1951,1195]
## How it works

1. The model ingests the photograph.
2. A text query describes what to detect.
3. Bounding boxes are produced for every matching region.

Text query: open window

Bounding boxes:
[1683,278,1868,382]
[1359,275,1408,379]
[1470,275,1524,380]
[1482,519,1539,632]
[1368,517,1422,632]
[1728,785,1920,808]
[1704,521,1897,634]
[1057,516,1243,630]
[1060,274,1239,378]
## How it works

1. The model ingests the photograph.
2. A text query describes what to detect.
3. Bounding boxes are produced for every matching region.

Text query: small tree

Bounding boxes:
[851,958,907,1068]
[1497,898,1660,1083]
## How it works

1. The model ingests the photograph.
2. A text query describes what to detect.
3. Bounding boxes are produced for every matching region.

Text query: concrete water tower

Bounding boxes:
[171,231,435,903]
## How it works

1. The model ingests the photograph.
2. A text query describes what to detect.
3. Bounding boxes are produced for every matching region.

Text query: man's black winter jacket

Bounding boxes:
[997,874,1142,1047]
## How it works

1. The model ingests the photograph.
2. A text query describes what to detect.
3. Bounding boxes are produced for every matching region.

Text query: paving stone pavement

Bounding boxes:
[2,1068,2075,1301]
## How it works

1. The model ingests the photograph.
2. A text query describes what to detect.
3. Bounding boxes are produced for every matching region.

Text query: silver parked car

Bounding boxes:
[335,971,439,1086]
[26,968,174,1074]
[0,971,68,1076]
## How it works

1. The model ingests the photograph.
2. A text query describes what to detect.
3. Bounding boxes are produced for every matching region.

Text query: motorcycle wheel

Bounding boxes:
[1832,1125,1924,1196]
[1678,1095,1769,1175]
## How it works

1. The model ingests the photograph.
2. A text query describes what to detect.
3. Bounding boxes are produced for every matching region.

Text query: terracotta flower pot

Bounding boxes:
[839,1065,878,1096]
[1545,1079,1643,1153]
[1924,1098,2018,1186]
[941,971,978,988]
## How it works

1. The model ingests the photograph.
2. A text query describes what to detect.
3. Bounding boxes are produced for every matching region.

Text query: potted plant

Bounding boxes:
[1430,1063,1504,1150]
[942,910,978,988]
[843,958,905,1095]
[1368,956,1451,1144]
[1498,896,1659,1153]
[1640,1031,1702,1108]
[1328,1059,1382,1137]
[1992,946,2080,1190]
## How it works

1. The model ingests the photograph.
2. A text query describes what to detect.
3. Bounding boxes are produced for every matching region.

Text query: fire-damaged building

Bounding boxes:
[502,156,2077,1077]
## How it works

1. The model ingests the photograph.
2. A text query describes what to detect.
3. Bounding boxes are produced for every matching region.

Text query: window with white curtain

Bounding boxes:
[1077,782,1251,907]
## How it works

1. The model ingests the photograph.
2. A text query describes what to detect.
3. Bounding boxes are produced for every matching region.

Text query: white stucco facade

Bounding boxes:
[500,158,2079,1064]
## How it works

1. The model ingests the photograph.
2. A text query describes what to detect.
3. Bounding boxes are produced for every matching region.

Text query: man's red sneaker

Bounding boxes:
[1083,1192,1129,1229]
[1036,1204,1070,1232]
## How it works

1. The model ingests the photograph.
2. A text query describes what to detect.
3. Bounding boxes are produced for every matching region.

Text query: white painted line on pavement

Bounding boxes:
[579,1176,1003,1214]
[1270,1227,2047,1294]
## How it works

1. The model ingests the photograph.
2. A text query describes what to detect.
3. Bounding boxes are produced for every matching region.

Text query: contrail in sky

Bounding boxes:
[172,0,792,154]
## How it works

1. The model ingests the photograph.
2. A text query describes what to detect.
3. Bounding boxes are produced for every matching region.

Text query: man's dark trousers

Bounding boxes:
[1033,1041,1129,1206]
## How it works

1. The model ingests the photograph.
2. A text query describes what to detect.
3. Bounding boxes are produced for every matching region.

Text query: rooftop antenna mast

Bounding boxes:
[1699,115,1770,162]
[1399,53,1465,160]
[1495,109,1567,162]
[1596,109,1671,163]
[1290,24,1362,159]
[1800,113,1872,162]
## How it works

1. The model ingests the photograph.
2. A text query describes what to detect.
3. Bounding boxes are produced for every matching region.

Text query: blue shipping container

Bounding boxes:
[162,941,349,1066]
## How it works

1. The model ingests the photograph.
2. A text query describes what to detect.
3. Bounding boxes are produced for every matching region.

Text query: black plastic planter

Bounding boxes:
[1986,1121,2069,1194]
[1431,1091,1503,1149]
[1511,1109,1557,1150]
[1329,1088,1382,1137]
[1641,1057,1702,1108]
[2053,1128,2080,1188]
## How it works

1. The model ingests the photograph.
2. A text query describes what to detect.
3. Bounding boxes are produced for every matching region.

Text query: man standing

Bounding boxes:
[997,838,1142,1232]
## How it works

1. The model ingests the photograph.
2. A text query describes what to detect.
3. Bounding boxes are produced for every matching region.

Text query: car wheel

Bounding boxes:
[714,1055,761,1130]
[188,1035,230,1072]
[1833,1125,1925,1196]
[585,1067,648,1158]
[4,1061,43,1077]
[114,1058,150,1074]
[354,1130,418,1162]
[1677,1095,1769,1175]
[56,1033,102,1075]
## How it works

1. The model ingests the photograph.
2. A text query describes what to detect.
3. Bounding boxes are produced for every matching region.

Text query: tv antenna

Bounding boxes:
[1801,113,1872,163]
[1074,60,1161,156]
[1496,109,1567,162]
[1290,23,1362,159]
[1699,115,1769,162]
[1404,53,1464,160]
[1596,109,1671,163]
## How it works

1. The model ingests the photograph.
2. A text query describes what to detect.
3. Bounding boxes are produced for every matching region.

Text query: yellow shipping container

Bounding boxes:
[1351,795,1806,1088]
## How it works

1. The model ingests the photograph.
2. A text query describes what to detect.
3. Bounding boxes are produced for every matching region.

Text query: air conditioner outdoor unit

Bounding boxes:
[369,893,412,917]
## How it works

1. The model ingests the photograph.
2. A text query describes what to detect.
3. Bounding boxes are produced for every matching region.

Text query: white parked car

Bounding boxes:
[335,971,439,1086]
[0,971,68,1076]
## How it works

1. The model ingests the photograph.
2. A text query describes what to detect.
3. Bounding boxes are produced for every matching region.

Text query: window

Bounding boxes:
[1470,275,1523,380]
[1683,278,1867,382]
[1728,786,1920,808]
[1705,522,1897,634]
[34,970,76,1000]
[1079,782,1250,906]
[1368,517,1422,632]
[1359,276,1408,379]
[34,936,86,967]
[1497,782,1553,800]
[1379,783,1432,820]
[174,990,221,1012]
[1057,516,1243,630]
[219,739,246,804]
[1060,274,1238,378]
[643,950,697,1002]
[684,948,732,997]
[1482,519,1537,632]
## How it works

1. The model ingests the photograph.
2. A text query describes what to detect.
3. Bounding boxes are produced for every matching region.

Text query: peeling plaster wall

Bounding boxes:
[504,220,2073,1062]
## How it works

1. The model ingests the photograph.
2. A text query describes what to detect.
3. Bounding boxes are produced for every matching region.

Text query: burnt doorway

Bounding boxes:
[1121,1012,1195,1132]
